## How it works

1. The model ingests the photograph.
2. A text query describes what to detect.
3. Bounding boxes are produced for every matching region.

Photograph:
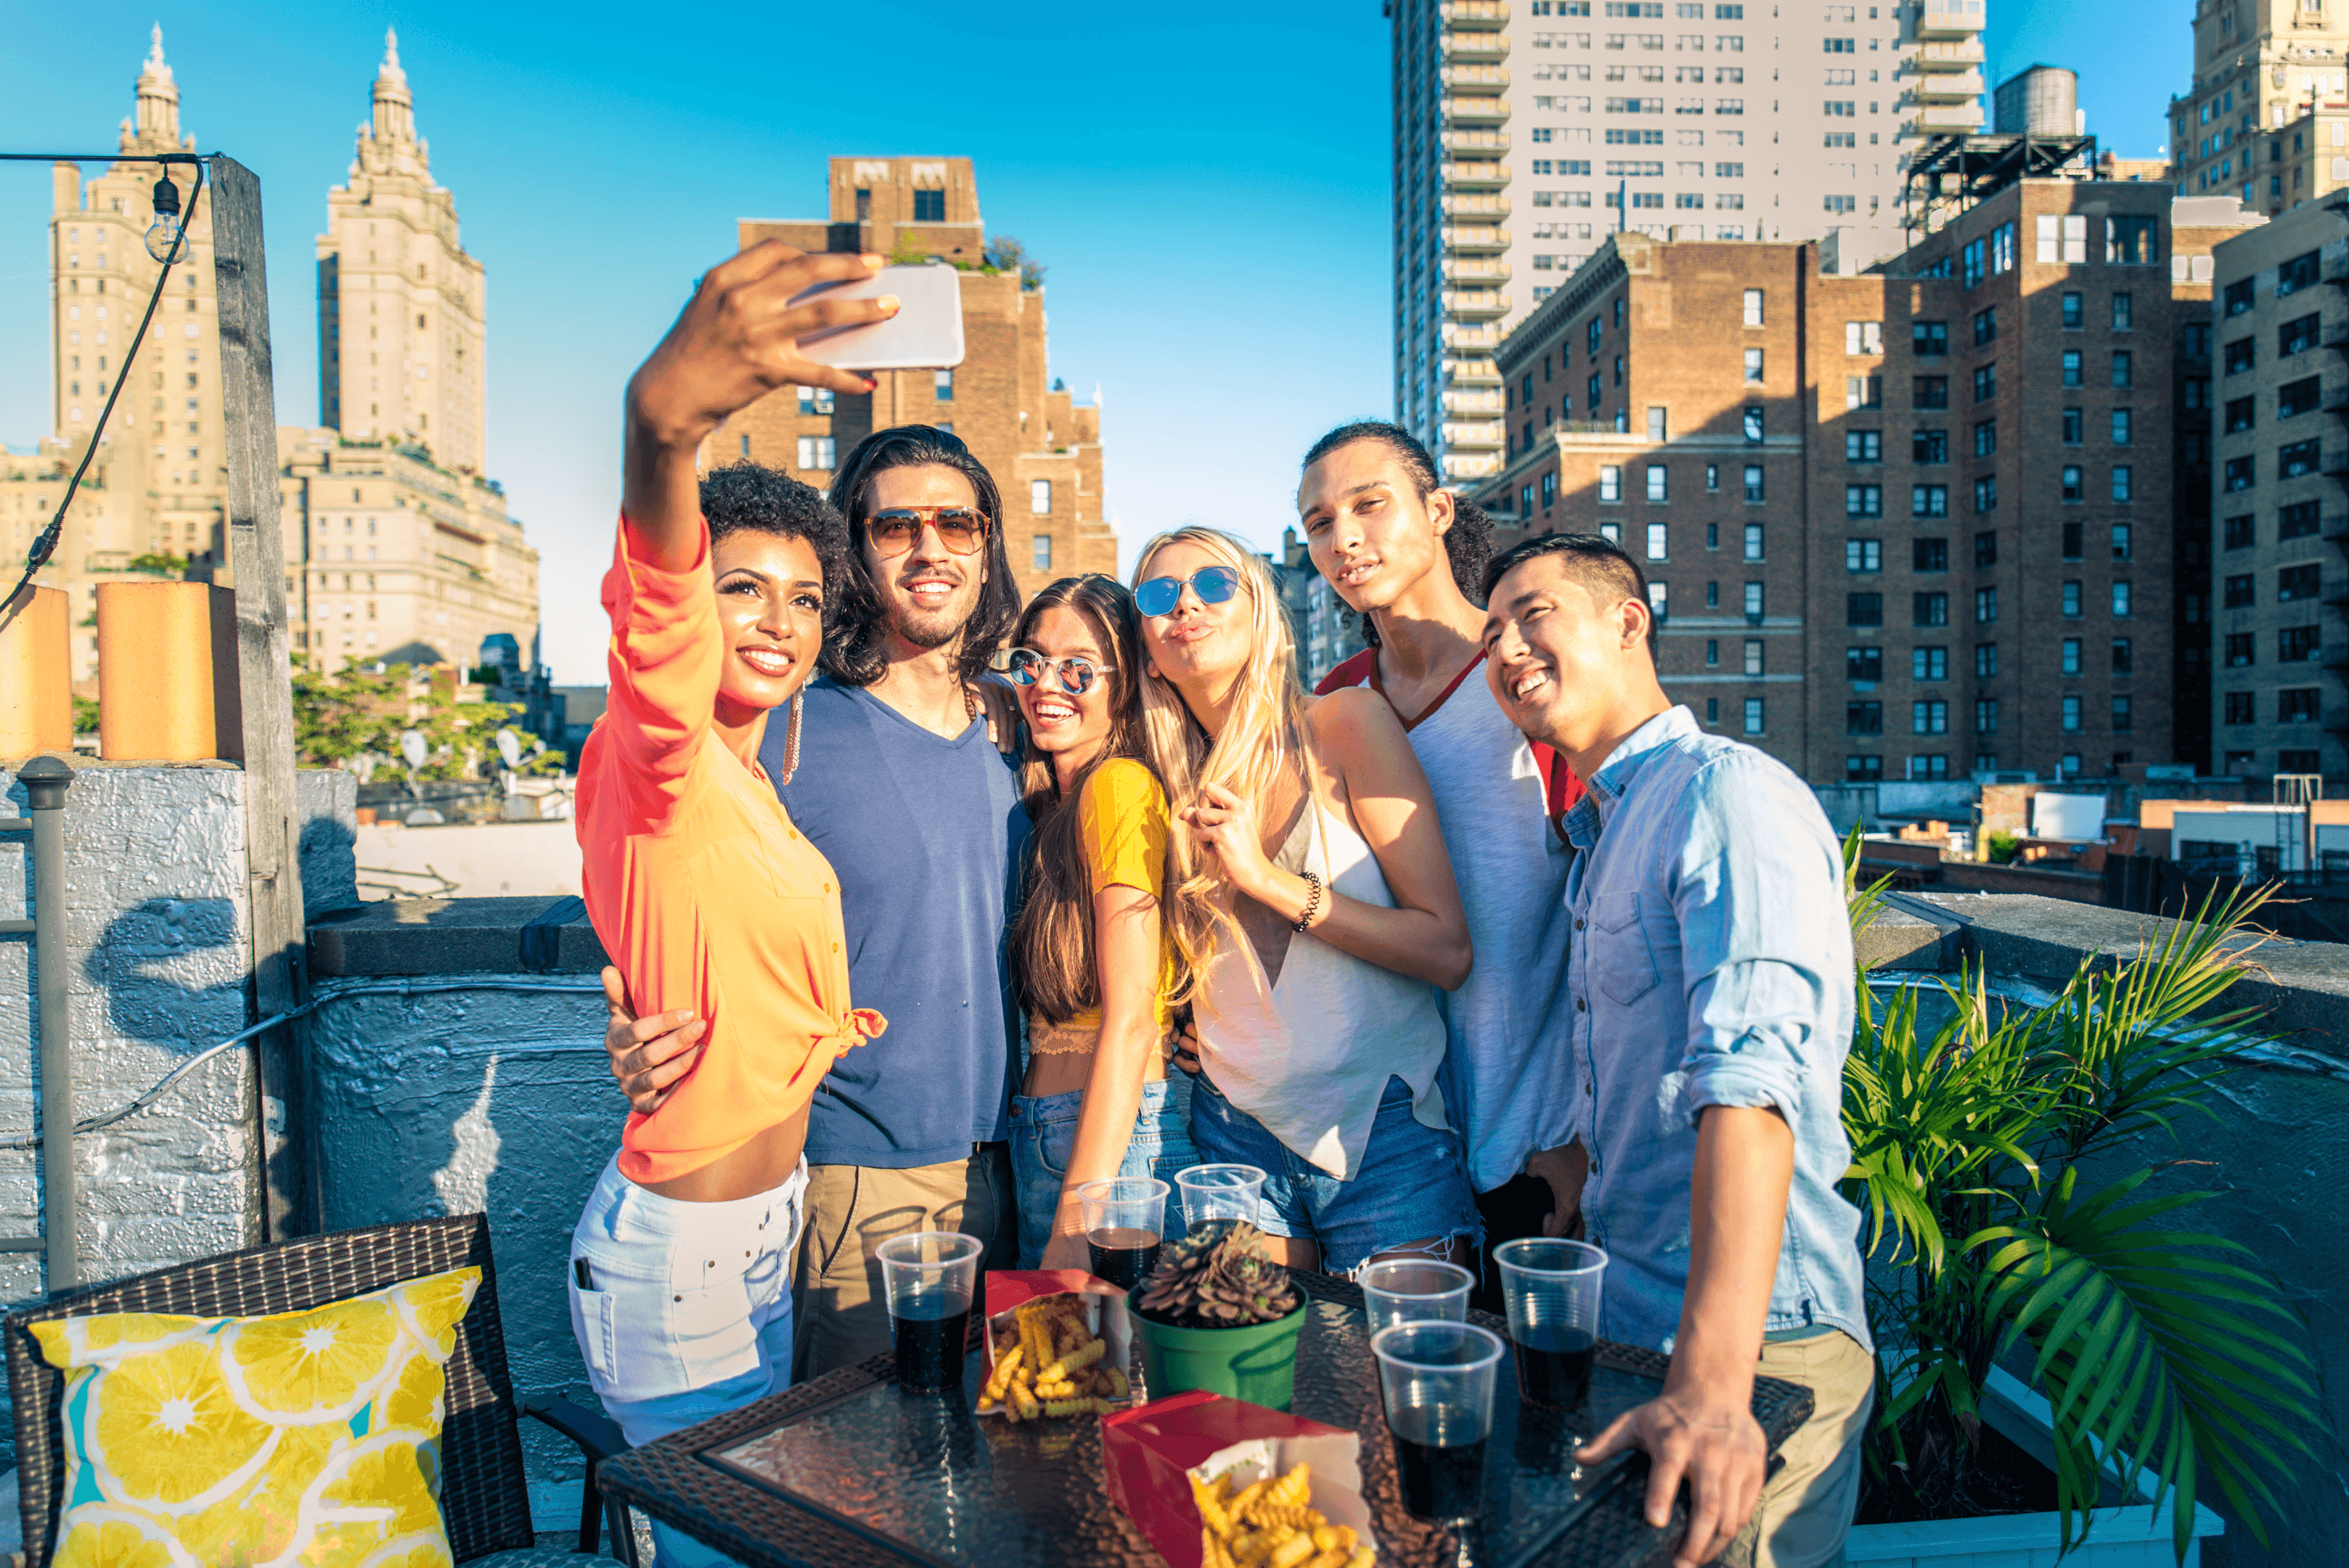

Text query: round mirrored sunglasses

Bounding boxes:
[1134,565,1241,618]
[1005,648,1110,695]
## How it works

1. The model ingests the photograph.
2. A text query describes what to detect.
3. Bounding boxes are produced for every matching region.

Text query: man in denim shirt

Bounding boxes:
[1480,534,1871,1568]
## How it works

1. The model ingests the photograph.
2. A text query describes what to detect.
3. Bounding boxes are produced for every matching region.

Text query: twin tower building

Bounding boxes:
[21,27,534,683]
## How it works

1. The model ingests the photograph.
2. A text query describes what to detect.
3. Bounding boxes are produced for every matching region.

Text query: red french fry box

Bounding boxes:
[1102,1390,1374,1568]
[976,1270,1134,1417]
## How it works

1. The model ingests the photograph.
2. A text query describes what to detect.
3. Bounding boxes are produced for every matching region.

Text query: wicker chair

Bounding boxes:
[3,1214,638,1567]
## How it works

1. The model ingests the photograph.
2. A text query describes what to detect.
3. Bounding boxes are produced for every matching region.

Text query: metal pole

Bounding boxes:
[20,754,75,1292]
[210,155,314,1239]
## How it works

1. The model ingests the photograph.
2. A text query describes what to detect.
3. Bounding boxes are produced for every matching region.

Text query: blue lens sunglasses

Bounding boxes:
[1135,565,1241,619]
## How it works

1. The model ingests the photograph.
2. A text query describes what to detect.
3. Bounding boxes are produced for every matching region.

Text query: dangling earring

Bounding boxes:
[776,692,804,786]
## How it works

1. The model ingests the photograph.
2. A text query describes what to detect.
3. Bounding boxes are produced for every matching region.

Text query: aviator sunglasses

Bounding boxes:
[1005,648,1112,695]
[865,505,991,557]
[1134,565,1241,618]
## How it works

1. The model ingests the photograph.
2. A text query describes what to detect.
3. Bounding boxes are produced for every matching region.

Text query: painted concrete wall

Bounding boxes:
[0,760,355,1466]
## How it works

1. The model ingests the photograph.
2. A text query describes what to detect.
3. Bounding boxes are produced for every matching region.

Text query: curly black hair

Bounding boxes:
[700,462,858,648]
[1299,420,1498,650]
[822,425,1023,686]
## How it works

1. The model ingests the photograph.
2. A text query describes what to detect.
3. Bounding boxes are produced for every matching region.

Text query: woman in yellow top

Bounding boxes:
[1006,574,1201,1270]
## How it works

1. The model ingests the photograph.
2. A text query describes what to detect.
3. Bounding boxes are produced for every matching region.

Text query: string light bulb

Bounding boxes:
[144,171,182,264]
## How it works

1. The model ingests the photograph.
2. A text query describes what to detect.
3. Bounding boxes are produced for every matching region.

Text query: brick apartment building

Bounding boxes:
[2207,195,2349,780]
[708,157,1116,598]
[1471,181,2263,784]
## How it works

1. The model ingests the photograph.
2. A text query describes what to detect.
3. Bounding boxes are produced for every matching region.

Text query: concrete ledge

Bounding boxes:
[1856,894,1961,973]
[1905,891,2349,1062]
[308,896,606,976]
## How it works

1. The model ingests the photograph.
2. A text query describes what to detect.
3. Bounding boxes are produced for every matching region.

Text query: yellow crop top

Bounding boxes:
[1043,757,1181,1036]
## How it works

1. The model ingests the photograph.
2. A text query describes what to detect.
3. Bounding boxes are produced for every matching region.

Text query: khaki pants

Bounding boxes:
[1723,1328,1875,1568]
[791,1146,1016,1382]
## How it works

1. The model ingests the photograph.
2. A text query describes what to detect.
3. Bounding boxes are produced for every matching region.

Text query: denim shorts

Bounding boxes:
[1010,1074,1198,1268]
[1190,1071,1482,1275]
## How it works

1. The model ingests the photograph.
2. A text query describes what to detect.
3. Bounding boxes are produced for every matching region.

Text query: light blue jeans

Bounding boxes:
[1010,1074,1197,1268]
[568,1153,806,1568]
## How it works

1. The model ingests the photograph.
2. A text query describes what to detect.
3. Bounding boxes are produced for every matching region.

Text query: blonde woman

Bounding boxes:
[1006,574,1199,1270]
[1135,526,1482,1275]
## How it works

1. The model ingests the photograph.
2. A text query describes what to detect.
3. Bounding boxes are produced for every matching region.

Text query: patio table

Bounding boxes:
[597,1272,1815,1568]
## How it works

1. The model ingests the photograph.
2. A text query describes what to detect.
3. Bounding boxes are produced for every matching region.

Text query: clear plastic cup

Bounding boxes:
[1358,1258,1476,1335]
[1492,1238,1607,1409]
[876,1230,984,1392]
[1174,1163,1267,1233]
[1370,1320,1506,1523]
[1077,1176,1171,1291]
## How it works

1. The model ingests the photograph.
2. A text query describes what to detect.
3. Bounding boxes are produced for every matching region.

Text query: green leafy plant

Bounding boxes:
[289,653,557,780]
[72,696,99,736]
[1842,842,2319,1559]
[1985,829,2021,864]
[126,551,187,578]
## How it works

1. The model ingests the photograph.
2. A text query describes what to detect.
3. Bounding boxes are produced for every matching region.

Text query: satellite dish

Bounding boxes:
[399,729,428,769]
[496,728,523,768]
[530,737,547,757]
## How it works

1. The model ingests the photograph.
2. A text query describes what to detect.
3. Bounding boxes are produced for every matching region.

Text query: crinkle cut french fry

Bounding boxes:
[980,1342,1025,1402]
[1104,1365,1129,1398]
[1040,1394,1114,1416]
[1227,1477,1270,1525]
[1041,1334,1106,1381]
[1342,1549,1374,1568]
[1267,1462,1313,1511]
[1302,1551,1347,1568]
[1268,1532,1318,1568]
[1191,1472,1233,1537]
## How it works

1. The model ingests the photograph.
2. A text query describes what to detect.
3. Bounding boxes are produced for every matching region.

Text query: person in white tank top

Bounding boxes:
[1129,526,1484,1277]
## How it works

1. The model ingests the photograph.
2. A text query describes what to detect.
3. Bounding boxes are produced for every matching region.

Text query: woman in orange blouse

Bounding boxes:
[565,244,895,1567]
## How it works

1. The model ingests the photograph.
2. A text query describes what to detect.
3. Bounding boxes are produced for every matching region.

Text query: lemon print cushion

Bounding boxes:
[29,1264,480,1568]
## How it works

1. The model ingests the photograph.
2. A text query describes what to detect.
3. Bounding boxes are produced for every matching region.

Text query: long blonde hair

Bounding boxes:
[1131,527,1313,995]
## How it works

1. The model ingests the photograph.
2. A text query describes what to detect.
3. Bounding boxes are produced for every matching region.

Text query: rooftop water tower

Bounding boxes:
[1994,63,2081,137]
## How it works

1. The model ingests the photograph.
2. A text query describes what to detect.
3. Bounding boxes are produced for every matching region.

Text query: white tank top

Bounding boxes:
[1194,783,1453,1180]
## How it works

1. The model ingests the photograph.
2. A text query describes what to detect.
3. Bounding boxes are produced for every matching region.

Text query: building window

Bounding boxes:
[2112,409,2133,446]
[1648,581,1670,621]
[2062,695,2083,732]
[1973,419,1998,458]
[2225,632,2255,666]
[2224,337,2255,375]
[1743,464,1764,501]
[2110,290,2133,330]
[2110,465,2132,502]
[1742,697,1764,735]
[2281,624,2322,661]
[1971,306,1997,347]
[1847,592,1883,626]
[2280,375,2322,419]
[2280,499,2321,538]
[2112,637,2133,674]
[1847,646,1883,682]
[1744,581,1764,618]
[2111,351,2133,389]
[1911,483,1948,518]
[2224,455,2255,491]
[1744,638,1763,675]
[1646,522,1670,558]
[1972,476,1997,513]
[1743,405,1764,442]
[2061,465,2084,502]
[1032,534,1053,571]
[2105,214,2157,265]
[1914,538,1948,573]
[2061,350,2083,387]
[2061,637,2083,676]
[1847,754,1884,780]
[2280,313,2321,356]
[1744,523,1764,560]
[796,386,836,415]
[1845,483,1882,518]
[2223,572,2256,608]
[1846,430,1882,463]
[2061,408,2083,444]
[1974,698,1998,734]
[1646,464,1669,502]
[1913,428,1948,464]
[1912,320,1948,356]
[1972,364,1997,402]
[2062,581,2083,618]
[2223,278,2254,317]
[914,188,946,222]
[1913,591,1948,627]
[2061,290,2085,328]
[2112,581,2132,618]
[1845,320,1884,354]
[1648,405,1669,441]
[796,435,837,470]
[2223,514,2255,549]
[1743,347,1764,382]
[1973,585,1997,624]
[1600,465,1622,502]
[1742,287,1764,326]
[1974,531,1998,569]
[2279,438,2322,478]
[2112,523,2133,561]
[1912,699,1949,735]
[1031,478,1053,514]
[1912,645,1948,680]
[2223,690,2255,724]
[2280,687,2322,723]
[1846,538,1882,572]
[1913,375,1949,409]
[935,368,955,401]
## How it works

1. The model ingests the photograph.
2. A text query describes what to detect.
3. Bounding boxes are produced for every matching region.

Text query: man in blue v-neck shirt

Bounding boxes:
[602,425,1031,1379]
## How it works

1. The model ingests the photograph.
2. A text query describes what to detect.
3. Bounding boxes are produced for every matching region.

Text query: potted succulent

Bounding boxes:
[1838,833,2321,1565]
[1129,1222,1309,1410]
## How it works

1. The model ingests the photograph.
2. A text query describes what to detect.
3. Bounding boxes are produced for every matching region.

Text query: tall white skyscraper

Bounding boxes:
[315,29,488,475]
[1392,0,1987,481]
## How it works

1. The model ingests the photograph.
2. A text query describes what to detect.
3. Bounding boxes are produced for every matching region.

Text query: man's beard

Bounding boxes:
[889,585,975,650]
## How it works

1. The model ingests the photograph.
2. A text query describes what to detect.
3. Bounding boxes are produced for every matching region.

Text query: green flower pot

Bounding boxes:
[1129,1297,1310,1411]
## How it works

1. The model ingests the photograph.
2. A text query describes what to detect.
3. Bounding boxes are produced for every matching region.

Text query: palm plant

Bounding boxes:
[1839,838,2321,1560]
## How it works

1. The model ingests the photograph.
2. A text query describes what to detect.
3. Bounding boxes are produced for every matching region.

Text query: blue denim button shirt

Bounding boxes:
[1560,706,1870,1356]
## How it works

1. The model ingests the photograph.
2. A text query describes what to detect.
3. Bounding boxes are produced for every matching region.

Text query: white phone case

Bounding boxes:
[790,264,966,372]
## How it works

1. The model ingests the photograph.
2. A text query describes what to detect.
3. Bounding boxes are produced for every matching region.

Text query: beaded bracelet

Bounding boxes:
[1291,870,1325,933]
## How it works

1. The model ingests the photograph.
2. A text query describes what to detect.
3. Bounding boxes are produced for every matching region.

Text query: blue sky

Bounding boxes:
[3,2,2190,682]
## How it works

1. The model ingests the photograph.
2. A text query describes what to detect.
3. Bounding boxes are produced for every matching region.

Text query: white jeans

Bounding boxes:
[568,1153,806,1568]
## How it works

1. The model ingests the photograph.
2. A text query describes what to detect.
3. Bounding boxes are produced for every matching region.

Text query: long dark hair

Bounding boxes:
[822,424,1023,685]
[1008,575,1182,1025]
[1299,420,1495,649]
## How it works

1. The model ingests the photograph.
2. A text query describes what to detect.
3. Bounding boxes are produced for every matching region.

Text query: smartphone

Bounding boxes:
[789,264,965,372]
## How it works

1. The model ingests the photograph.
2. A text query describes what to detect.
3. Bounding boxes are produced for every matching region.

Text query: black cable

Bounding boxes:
[0,152,208,616]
